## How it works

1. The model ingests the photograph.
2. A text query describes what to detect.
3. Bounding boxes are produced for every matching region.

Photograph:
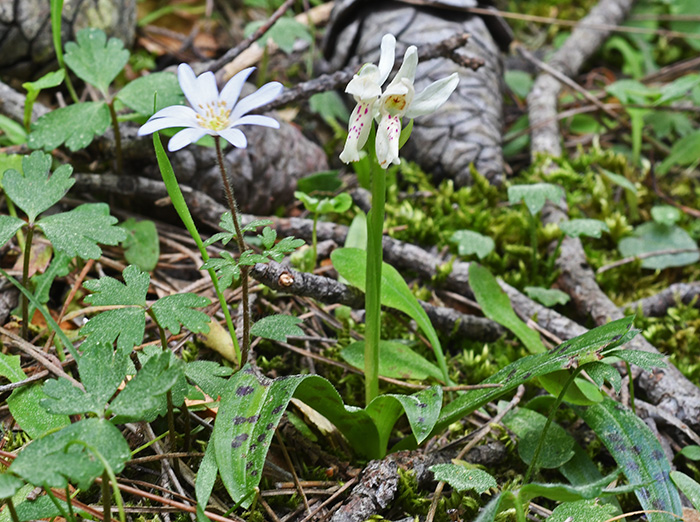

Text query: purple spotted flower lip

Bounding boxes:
[137,63,283,152]
[339,33,460,169]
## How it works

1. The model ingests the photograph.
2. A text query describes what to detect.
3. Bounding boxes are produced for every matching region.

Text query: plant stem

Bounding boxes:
[150,314,178,458]
[364,157,386,405]
[50,0,79,104]
[626,360,636,414]
[524,367,582,484]
[214,136,250,367]
[20,226,34,339]
[107,101,123,174]
[311,213,319,268]
[65,485,76,522]
[5,499,20,522]
[528,211,539,282]
[101,470,112,522]
[152,133,241,364]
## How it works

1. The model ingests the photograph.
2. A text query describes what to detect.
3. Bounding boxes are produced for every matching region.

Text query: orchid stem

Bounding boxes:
[214,136,251,367]
[364,154,385,405]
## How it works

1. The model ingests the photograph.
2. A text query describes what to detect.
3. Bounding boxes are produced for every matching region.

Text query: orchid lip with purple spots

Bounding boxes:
[137,63,283,152]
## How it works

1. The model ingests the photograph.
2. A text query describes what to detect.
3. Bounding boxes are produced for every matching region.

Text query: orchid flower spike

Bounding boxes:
[138,64,283,152]
[339,34,396,163]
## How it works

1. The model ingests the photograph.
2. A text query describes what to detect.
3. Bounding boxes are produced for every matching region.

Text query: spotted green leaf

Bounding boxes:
[28,101,110,152]
[64,28,129,94]
[2,151,74,222]
[670,471,700,511]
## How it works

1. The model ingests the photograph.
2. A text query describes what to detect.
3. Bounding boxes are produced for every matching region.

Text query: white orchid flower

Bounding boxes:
[339,34,397,163]
[138,63,283,152]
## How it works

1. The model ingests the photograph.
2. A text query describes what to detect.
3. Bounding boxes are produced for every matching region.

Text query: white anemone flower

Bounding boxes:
[138,63,283,152]
[338,34,397,163]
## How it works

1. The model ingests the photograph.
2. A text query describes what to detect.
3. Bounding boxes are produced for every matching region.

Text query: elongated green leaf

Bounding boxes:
[539,370,604,405]
[331,247,449,383]
[28,101,110,151]
[507,183,564,215]
[151,293,211,335]
[434,316,637,438]
[578,398,683,521]
[39,203,126,260]
[670,471,700,511]
[430,464,496,494]
[469,263,545,354]
[9,418,130,490]
[503,407,575,468]
[213,365,442,507]
[548,499,618,522]
[519,474,633,504]
[341,340,444,381]
[64,28,129,94]
[3,151,74,222]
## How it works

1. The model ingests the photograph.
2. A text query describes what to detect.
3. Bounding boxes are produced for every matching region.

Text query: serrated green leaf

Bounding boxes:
[39,203,126,260]
[507,183,564,215]
[243,219,274,233]
[64,28,129,94]
[670,471,700,511]
[3,151,74,222]
[524,286,571,306]
[469,263,545,354]
[238,250,269,266]
[185,360,233,399]
[120,218,160,271]
[0,474,24,499]
[201,251,240,288]
[0,215,25,247]
[9,418,130,490]
[28,101,110,151]
[429,463,496,494]
[250,314,303,342]
[41,341,128,416]
[265,236,305,262]
[81,265,149,354]
[503,407,575,468]
[116,71,184,115]
[559,219,610,239]
[341,340,444,381]
[578,398,683,521]
[151,293,211,335]
[450,229,495,259]
[332,247,449,383]
[109,351,181,422]
[260,226,277,250]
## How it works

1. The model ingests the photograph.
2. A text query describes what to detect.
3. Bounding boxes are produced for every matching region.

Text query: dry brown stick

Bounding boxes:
[624,282,700,317]
[425,385,525,522]
[597,248,700,274]
[297,477,358,522]
[275,429,311,514]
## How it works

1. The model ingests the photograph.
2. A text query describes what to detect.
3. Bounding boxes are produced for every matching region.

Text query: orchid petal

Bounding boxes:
[339,102,374,163]
[229,81,283,120]
[388,45,418,88]
[218,127,248,148]
[377,34,396,85]
[406,73,459,118]
[219,67,256,108]
[168,128,207,151]
[138,116,200,136]
[232,115,280,128]
[178,64,212,116]
[346,66,383,101]
[375,112,402,169]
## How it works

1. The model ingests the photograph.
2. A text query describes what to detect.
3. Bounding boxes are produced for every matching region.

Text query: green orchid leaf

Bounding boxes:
[507,183,564,215]
[503,407,575,468]
[64,28,129,94]
[606,349,666,372]
[670,471,700,511]
[295,191,319,213]
[116,71,184,115]
[469,263,546,354]
[449,229,495,259]
[559,219,610,239]
[3,151,74,222]
[433,316,637,438]
[81,264,149,354]
[524,286,571,307]
[578,397,683,521]
[331,247,449,383]
[109,351,181,422]
[9,418,130,490]
[201,251,240,288]
[120,218,160,272]
[184,360,233,399]
[0,216,25,247]
[318,193,353,214]
[151,293,211,335]
[0,353,70,439]
[679,446,700,461]
[250,314,303,342]
[38,203,126,260]
[341,340,444,381]
[657,128,700,175]
[296,170,342,193]
[41,340,128,416]
[583,361,622,394]
[539,370,604,405]
[619,221,699,269]
[28,101,110,152]
[430,464,497,494]
[519,477,633,505]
